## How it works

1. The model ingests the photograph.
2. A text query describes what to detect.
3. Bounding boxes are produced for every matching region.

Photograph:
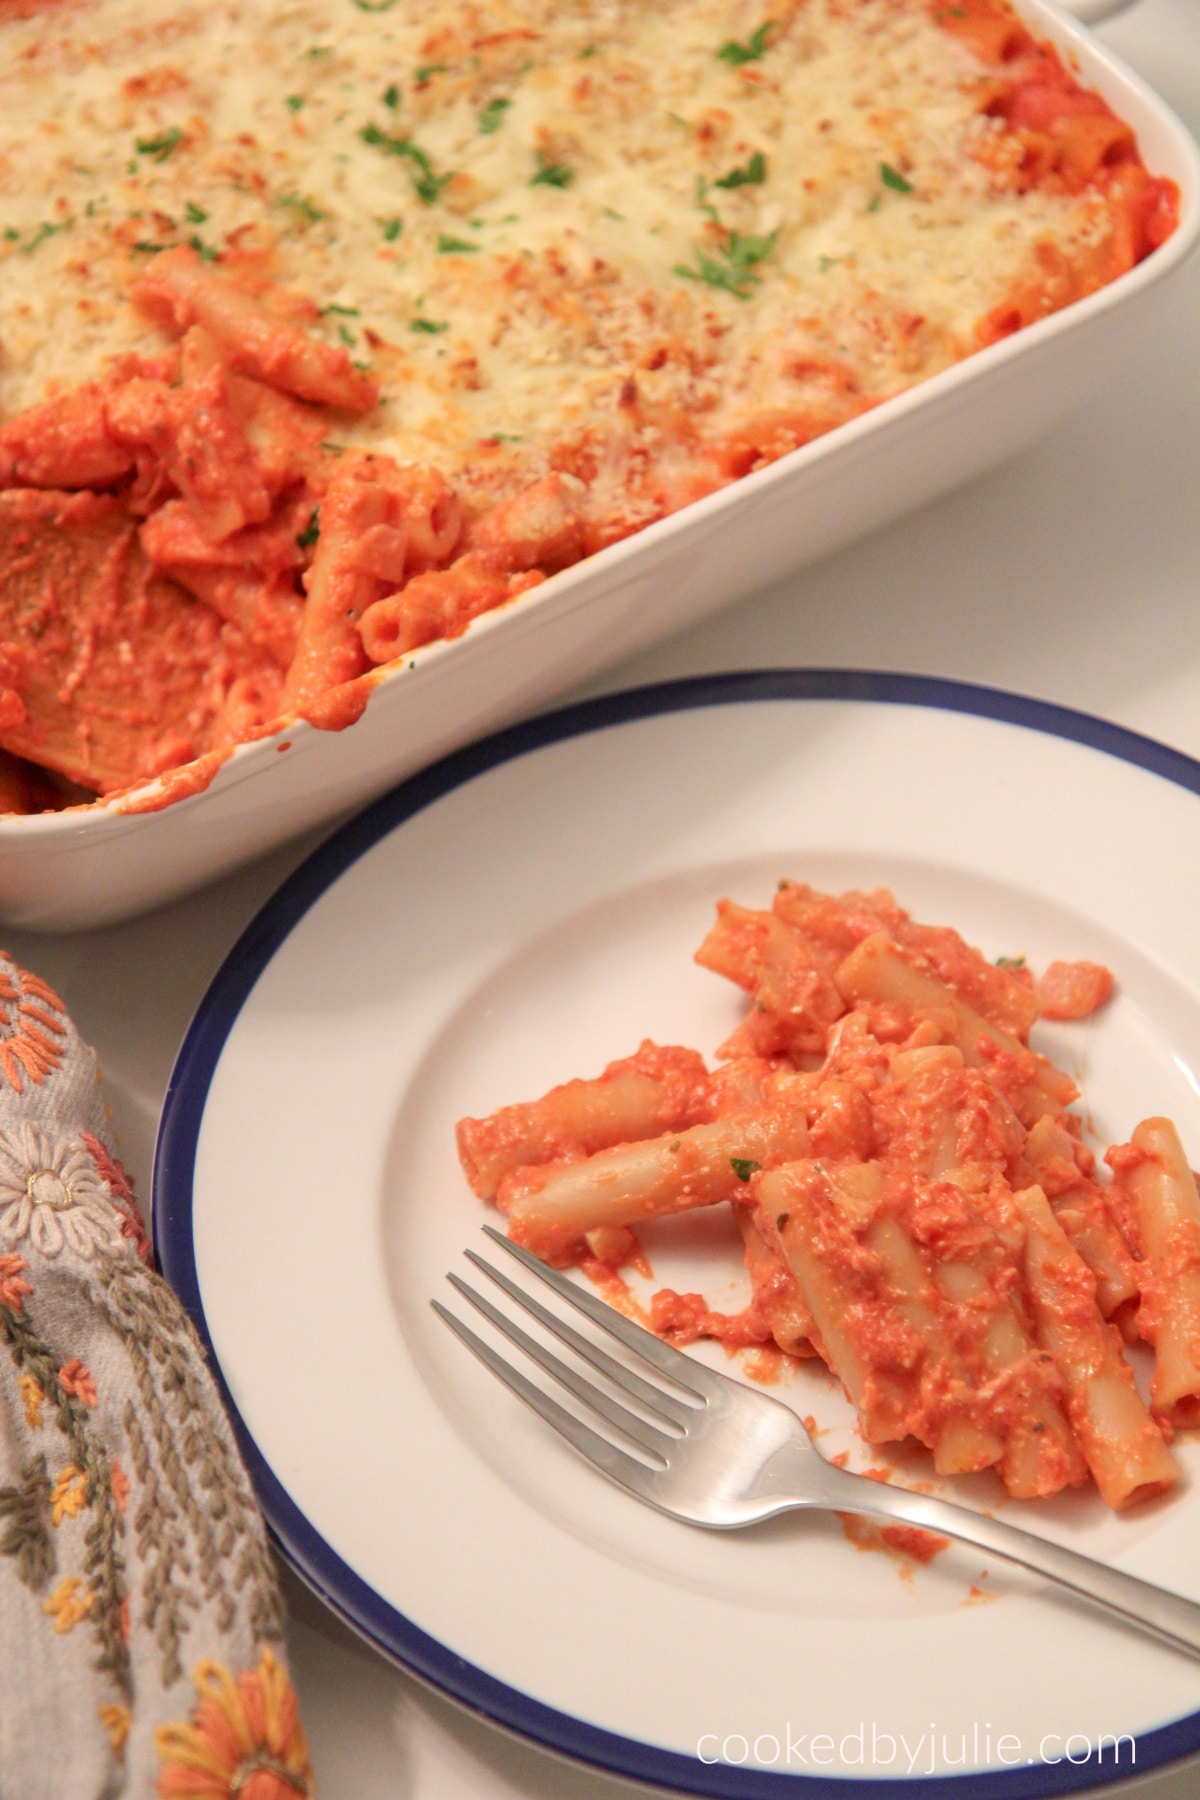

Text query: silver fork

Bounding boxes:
[435,1225,1200,1661]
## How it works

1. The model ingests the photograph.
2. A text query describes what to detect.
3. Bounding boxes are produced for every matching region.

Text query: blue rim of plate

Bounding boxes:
[155,668,1200,1800]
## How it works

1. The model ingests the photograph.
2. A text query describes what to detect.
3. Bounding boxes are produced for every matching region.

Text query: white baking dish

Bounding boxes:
[2,0,1196,930]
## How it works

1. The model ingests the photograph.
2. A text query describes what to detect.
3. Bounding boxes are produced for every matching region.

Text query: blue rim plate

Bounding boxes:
[155,670,1200,1798]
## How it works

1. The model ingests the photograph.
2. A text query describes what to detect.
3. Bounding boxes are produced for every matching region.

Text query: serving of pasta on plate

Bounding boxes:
[459,880,1200,1515]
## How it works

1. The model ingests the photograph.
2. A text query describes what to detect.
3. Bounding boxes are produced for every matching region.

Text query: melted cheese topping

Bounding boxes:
[0,0,1121,504]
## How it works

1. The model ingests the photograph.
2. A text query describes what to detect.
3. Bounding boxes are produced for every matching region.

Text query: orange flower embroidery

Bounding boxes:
[111,1458,130,1515]
[156,1647,313,1798]
[50,1464,88,1525]
[100,1702,132,1758]
[44,1576,94,1633]
[82,1134,154,1265]
[19,1373,43,1429]
[0,963,67,1094]
[59,1357,98,1407]
[0,1250,30,1311]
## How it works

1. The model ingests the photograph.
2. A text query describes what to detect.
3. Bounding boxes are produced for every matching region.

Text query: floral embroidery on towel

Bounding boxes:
[83,1133,154,1266]
[155,1647,313,1799]
[0,1293,131,1696]
[50,1464,88,1525]
[0,963,67,1094]
[101,1263,284,1685]
[44,1574,95,1633]
[0,1124,128,1260]
[19,1372,43,1428]
[0,951,304,1787]
[0,1453,55,1589]
[0,1250,31,1309]
[59,1356,98,1406]
[100,1701,132,1758]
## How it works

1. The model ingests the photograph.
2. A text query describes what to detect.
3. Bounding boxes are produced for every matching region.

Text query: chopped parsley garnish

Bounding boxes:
[713,150,767,189]
[184,200,208,224]
[730,1158,762,1182]
[717,22,772,65]
[410,316,449,333]
[132,227,214,260]
[415,63,446,83]
[601,206,625,221]
[297,509,320,549]
[23,219,70,254]
[996,955,1027,970]
[817,254,840,271]
[675,228,777,299]
[359,123,452,203]
[378,216,404,240]
[285,95,305,111]
[531,152,573,188]
[437,233,478,253]
[880,161,914,193]
[321,302,360,316]
[337,324,355,344]
[3,228,19,242]
[353,0,397,10]
[135,127,182,163]
[478,97,511,135]
[383,83,401,109]
[277,190,326,223]
[695,176,719,222]
[580,44,598,58]
[319,440,346,454]
[307,44,332,57]
[868,193,882,213]
[730,228,779,266]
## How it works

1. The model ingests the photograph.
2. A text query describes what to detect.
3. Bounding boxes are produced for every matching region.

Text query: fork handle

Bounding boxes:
[810,1462,1200,1659]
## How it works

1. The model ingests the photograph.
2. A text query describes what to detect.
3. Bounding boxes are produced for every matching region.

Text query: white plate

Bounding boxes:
[156,673,1200,1797]
[6,0,1200,932]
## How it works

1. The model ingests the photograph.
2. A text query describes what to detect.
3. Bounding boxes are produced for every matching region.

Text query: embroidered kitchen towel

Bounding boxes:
[0,953,313,1799]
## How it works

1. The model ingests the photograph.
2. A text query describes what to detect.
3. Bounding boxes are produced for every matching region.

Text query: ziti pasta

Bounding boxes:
[457,883,1198,1513]
[0,0,1179,806]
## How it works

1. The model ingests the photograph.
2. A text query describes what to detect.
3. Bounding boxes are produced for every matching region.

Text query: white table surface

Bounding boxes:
[7,3,1200,1792]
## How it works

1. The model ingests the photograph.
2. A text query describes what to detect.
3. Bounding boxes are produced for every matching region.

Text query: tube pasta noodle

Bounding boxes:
[498,1099,812,1264]
[1013,1184,1177,1511]
[0,0,1180,808]
[1108,1119,1200,1426]
[457,881,1196,1512]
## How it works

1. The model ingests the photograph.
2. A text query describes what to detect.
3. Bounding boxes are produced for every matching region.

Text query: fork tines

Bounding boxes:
[433,1226,714,1486]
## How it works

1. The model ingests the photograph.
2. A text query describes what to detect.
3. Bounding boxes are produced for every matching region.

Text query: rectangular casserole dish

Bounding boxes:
[0,0,1196,930]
